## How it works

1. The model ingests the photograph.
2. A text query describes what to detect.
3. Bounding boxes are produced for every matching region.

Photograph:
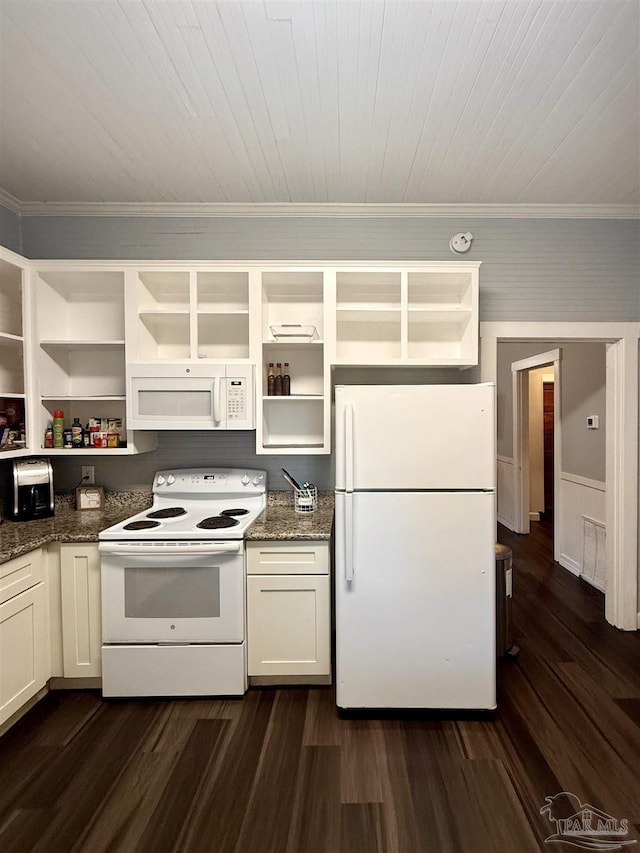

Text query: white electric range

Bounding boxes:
[98,468,266,698]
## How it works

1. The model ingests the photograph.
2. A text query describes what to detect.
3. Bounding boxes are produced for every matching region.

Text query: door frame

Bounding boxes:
[511,348,561,555]
[481,322,639,631]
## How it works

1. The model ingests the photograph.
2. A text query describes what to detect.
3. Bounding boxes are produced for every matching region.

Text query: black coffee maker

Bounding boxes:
[11,458,54,520]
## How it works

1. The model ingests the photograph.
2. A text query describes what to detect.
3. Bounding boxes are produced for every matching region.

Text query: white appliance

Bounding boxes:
[127,363,254,430]
[99,467,266,697]
[334,384,496,710]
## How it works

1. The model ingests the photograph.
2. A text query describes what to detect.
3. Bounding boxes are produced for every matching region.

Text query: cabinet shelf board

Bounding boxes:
[262,442,325,449]
[262,340,324,348]
[0,391,25,400]
[41,395,126,402]
[262,395,324,402]
[197,308,249,315]
[39,447,137,456]
[0,333,24,345]
[40,340,125,348]
[337,304,401,314]
[139,309,190,316]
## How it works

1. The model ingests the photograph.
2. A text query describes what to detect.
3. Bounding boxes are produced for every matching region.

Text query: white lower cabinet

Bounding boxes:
[0,549,48,727]
[59,543,102,678]
[246,540,330,679]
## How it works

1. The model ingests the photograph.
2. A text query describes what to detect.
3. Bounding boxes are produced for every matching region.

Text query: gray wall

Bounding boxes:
[4,211,637,491]
[20,216,640,322]
[0,204,21,254]
[497,341,606,482]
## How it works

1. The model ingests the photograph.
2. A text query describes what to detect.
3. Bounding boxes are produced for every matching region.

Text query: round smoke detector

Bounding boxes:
[449,232,474,254]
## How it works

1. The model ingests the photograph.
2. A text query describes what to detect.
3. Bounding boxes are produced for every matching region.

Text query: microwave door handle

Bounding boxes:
[212,376,222,424]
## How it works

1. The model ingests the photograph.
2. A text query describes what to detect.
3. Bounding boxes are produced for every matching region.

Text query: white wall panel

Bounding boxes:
[558,472,606,579]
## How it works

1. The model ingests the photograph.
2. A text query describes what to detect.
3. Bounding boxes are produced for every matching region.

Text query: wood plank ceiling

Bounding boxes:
[0,0,638,210]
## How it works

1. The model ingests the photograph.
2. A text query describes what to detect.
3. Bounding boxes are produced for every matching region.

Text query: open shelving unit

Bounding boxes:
[128,268,251,361]
[0,250,29,455]
[334,263,479,365]
[257,270,330,454]
[33,267,155,455]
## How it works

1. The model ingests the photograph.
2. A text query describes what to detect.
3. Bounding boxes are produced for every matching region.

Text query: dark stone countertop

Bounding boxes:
[246,491,334,541]
[0,490,334,563]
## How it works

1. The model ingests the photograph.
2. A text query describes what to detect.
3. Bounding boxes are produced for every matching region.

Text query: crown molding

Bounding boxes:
[1,196,638,219]
[0,187,22,214]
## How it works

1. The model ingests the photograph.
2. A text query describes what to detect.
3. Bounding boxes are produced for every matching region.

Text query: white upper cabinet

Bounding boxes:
[32,264,155,455]
[0,247,30,457]
[126,267,252,362]
[334,262,480,365]
[256,269,331,455]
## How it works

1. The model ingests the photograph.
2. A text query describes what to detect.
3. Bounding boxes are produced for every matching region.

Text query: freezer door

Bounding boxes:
[335,384,495,490]
[335,490,496,710]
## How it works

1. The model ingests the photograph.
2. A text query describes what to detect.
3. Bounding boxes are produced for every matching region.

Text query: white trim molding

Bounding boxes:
[481,321,640,631]
[1,195,638,219]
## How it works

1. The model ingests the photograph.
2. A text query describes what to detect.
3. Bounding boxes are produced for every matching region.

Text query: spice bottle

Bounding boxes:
[282,363,291,396]
[44,423,53,448]
[267,362,275,396]
[274,362,283,396]
[52,409,65,449]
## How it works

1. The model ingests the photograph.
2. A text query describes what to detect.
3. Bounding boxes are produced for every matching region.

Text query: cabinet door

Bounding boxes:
[247,575,330,676]
[0,582,48,726]
[60,544,102,677]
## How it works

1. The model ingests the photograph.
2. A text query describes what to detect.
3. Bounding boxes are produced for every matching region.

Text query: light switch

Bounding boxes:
[587,415,599,429]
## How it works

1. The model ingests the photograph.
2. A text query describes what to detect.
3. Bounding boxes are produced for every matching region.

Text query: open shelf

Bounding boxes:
[138,271,190,311]
[197,271,249,312]
[261,397,325,450]
[197,313,249,359]
[35,270,125,342]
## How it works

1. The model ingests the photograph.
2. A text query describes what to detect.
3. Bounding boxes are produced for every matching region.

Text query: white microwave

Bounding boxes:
[127,363,254,430]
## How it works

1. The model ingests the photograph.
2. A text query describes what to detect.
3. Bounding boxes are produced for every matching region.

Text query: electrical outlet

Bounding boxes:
[81,465,95,484]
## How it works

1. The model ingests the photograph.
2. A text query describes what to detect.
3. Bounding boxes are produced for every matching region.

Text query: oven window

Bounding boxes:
[124,566,221,618]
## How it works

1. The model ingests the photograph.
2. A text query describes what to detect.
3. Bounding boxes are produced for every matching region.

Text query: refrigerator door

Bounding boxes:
[335,384,495,491]
[335,489,496,709]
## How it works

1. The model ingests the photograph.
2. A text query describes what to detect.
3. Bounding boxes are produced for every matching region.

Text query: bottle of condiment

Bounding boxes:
[274,362,283,396]
[63,427,73,448]
[44,423,53,448]
[283,363,291,396]
[267,362,275,396]
[71,417,83,447]
[52,409,65,449]
[82,424,91,447]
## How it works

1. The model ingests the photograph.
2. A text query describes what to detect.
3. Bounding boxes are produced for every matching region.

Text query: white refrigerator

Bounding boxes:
[334,384,497,710]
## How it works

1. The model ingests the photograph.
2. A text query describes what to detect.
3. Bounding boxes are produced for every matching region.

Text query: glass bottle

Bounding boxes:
[71,417,83,447]
[44,422,53,448]
[274,362,283,396]
[267,362,275,396]
[282,363,291,396]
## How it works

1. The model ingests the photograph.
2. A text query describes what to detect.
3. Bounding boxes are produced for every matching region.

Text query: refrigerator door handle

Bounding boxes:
[345,403,354,493]
[344,491,354,582]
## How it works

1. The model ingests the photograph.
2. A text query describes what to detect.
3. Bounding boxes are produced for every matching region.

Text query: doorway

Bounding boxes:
[480,322,639,631]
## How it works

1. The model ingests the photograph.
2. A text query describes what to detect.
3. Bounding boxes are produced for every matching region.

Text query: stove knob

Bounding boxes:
[252,474,263,486]
[241,474,251,486]
[167,474,176,485]
[157,475,166,486]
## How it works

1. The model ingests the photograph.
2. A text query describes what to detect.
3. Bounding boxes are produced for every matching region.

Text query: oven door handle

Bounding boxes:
[98,541,244,556]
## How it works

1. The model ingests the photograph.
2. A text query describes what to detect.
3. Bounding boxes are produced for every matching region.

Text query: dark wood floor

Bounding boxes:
[1,518,639,853]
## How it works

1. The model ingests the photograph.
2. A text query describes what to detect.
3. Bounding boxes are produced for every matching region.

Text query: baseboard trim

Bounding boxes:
[497,514,515,530]
[559,554,581,577]
[0,686,48,738]
[529,512,541,521]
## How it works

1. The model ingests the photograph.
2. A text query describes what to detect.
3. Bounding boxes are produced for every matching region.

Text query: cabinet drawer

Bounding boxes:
[246,541,329,575]
[0,549,44,605]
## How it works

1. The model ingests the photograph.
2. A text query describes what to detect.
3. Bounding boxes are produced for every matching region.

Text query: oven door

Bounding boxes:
[100,542,244,643]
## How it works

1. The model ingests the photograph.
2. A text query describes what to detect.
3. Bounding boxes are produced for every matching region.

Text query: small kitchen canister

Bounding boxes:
[294,484,317,513]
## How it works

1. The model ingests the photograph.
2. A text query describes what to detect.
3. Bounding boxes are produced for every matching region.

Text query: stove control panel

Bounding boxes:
[152,468,267,495]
